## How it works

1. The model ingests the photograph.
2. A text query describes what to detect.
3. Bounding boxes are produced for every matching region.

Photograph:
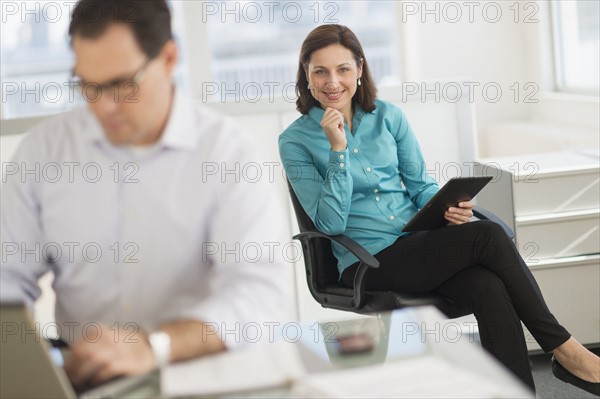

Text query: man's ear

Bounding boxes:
[160,40,178,75]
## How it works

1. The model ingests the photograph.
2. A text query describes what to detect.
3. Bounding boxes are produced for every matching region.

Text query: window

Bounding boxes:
[1,1,74,118]
[1,1,399,117]
[552,0,600,94]
[203,1,399,101]
[0,1,189,119]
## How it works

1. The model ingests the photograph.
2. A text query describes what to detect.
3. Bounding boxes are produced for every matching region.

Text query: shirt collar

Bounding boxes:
[307,106,325,125]
[157,90,199,151]
[82,107,106,144]
[83,87,199,151]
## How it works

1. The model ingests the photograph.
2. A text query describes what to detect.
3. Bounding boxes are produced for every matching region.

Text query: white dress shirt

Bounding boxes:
[1,92,290,347]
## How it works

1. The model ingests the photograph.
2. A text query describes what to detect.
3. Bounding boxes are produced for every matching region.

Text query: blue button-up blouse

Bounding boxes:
[279,99,439,276]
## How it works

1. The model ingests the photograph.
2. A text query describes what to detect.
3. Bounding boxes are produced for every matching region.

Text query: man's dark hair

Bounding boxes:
[68,0,173,58]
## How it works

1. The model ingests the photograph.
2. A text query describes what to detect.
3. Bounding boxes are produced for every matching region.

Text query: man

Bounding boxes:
[1,0,289,387]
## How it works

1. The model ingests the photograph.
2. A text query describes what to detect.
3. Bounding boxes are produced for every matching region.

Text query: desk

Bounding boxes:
[104,306,532,398]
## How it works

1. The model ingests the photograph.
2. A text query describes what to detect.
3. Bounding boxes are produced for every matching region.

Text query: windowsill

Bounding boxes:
[541,91,600,104]
[529,91,600,134]
[482,119,599,158]
[0,115,50,137]
[479,89,599,158]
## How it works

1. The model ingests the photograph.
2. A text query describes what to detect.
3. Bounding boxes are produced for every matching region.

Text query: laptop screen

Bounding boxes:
[0,302,76,398]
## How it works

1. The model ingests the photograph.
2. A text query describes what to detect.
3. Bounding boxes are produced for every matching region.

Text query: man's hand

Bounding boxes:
[444,200,474,225]
[321,107,347,151]
[64,320,226,387]
[64,324,155,387]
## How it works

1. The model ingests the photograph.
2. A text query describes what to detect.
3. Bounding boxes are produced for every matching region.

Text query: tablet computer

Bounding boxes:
[402,176,493,232]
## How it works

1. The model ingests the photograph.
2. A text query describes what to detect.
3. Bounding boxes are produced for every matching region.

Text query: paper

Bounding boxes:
[161,341,306,397]
[293,356,530,398]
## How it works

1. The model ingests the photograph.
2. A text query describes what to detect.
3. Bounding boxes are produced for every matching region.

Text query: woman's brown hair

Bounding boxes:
[296,24,377,114]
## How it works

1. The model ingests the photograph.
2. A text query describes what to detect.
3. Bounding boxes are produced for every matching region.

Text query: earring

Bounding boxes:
[357,78,362,86]
[307,83,312,89]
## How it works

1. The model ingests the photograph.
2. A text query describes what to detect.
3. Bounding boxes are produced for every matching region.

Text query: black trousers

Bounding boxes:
[341,220,571,391]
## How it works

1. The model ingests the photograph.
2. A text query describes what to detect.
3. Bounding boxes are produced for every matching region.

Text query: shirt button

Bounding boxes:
[375,196,380,201]
[374,188,379,193]
[340,163,345,168]
[339,154,344,160]
[389,215,395,220]
[353,148,359,154]
[366,167,372,172]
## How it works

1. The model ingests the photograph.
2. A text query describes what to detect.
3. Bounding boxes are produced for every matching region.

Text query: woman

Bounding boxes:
[278,24,600,395]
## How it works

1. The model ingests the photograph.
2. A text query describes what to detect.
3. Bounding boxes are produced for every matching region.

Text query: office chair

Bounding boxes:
[287,182,515,318]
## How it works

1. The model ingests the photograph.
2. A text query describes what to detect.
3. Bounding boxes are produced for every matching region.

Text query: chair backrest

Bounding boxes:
[287,182,341,289]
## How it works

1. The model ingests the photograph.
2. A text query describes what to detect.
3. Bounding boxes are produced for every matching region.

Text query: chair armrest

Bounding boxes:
[293,231,379,269]
[472,205,515,239]
[293,231,378,310]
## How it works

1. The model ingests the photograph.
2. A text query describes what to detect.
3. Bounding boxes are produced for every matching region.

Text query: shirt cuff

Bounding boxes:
[328,147,350,171]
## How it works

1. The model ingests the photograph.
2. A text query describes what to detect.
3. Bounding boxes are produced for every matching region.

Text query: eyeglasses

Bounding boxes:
[69,57,154,103]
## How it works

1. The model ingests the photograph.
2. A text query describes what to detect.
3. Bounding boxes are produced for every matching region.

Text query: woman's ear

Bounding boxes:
[358,58,363,79]
[303,65,309,85]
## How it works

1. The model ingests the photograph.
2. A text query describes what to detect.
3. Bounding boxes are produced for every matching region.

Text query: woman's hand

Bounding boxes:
[444,200,474,225]
[321,107,347,151]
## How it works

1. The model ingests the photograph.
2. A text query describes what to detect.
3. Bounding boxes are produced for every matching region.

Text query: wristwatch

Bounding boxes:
[148,330,171,368]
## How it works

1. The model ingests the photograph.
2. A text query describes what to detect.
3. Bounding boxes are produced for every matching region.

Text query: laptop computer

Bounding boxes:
[0,302,155,398]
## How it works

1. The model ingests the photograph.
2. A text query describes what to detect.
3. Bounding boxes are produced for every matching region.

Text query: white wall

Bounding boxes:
[399,0,531,124]
[394,0,599,157]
